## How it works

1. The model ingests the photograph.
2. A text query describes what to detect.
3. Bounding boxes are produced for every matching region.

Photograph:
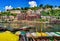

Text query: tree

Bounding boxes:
[11,14,17,17]
[20,8,24,10]
[39,4,43,8]
[55,5,57,7]
[15,8,21,10]
[30,6,38,11]
[1,12,9,16]
[24,7,29,10]
[58,6,60,8]
[44,4,53,9]
[11,8,21,10]
[11,8,16,10]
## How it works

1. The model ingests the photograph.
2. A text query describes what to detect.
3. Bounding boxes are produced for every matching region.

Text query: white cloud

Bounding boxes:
[29,1,37,7]
[5,5,13,10]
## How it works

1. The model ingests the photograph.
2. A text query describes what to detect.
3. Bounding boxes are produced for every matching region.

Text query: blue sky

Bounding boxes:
[0,0,60,11]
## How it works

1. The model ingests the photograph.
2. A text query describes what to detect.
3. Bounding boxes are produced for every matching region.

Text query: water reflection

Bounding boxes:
[0,22,60,32]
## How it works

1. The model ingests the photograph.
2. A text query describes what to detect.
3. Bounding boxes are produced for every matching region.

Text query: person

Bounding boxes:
[20,30,27,41]
[26,30,33,41]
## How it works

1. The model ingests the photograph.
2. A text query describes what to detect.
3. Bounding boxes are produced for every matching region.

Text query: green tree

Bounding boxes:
[39,4,43,8]
[44,4,53,9]
[15,8,21,10]
[30,6,38,11]
[24,7,29,10]
[58,6,60,8]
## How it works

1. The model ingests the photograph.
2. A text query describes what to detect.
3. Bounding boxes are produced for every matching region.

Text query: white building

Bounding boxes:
[10,10,21,14]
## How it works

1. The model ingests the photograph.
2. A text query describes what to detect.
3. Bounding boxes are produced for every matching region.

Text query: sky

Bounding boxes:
[0,0,60,11]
